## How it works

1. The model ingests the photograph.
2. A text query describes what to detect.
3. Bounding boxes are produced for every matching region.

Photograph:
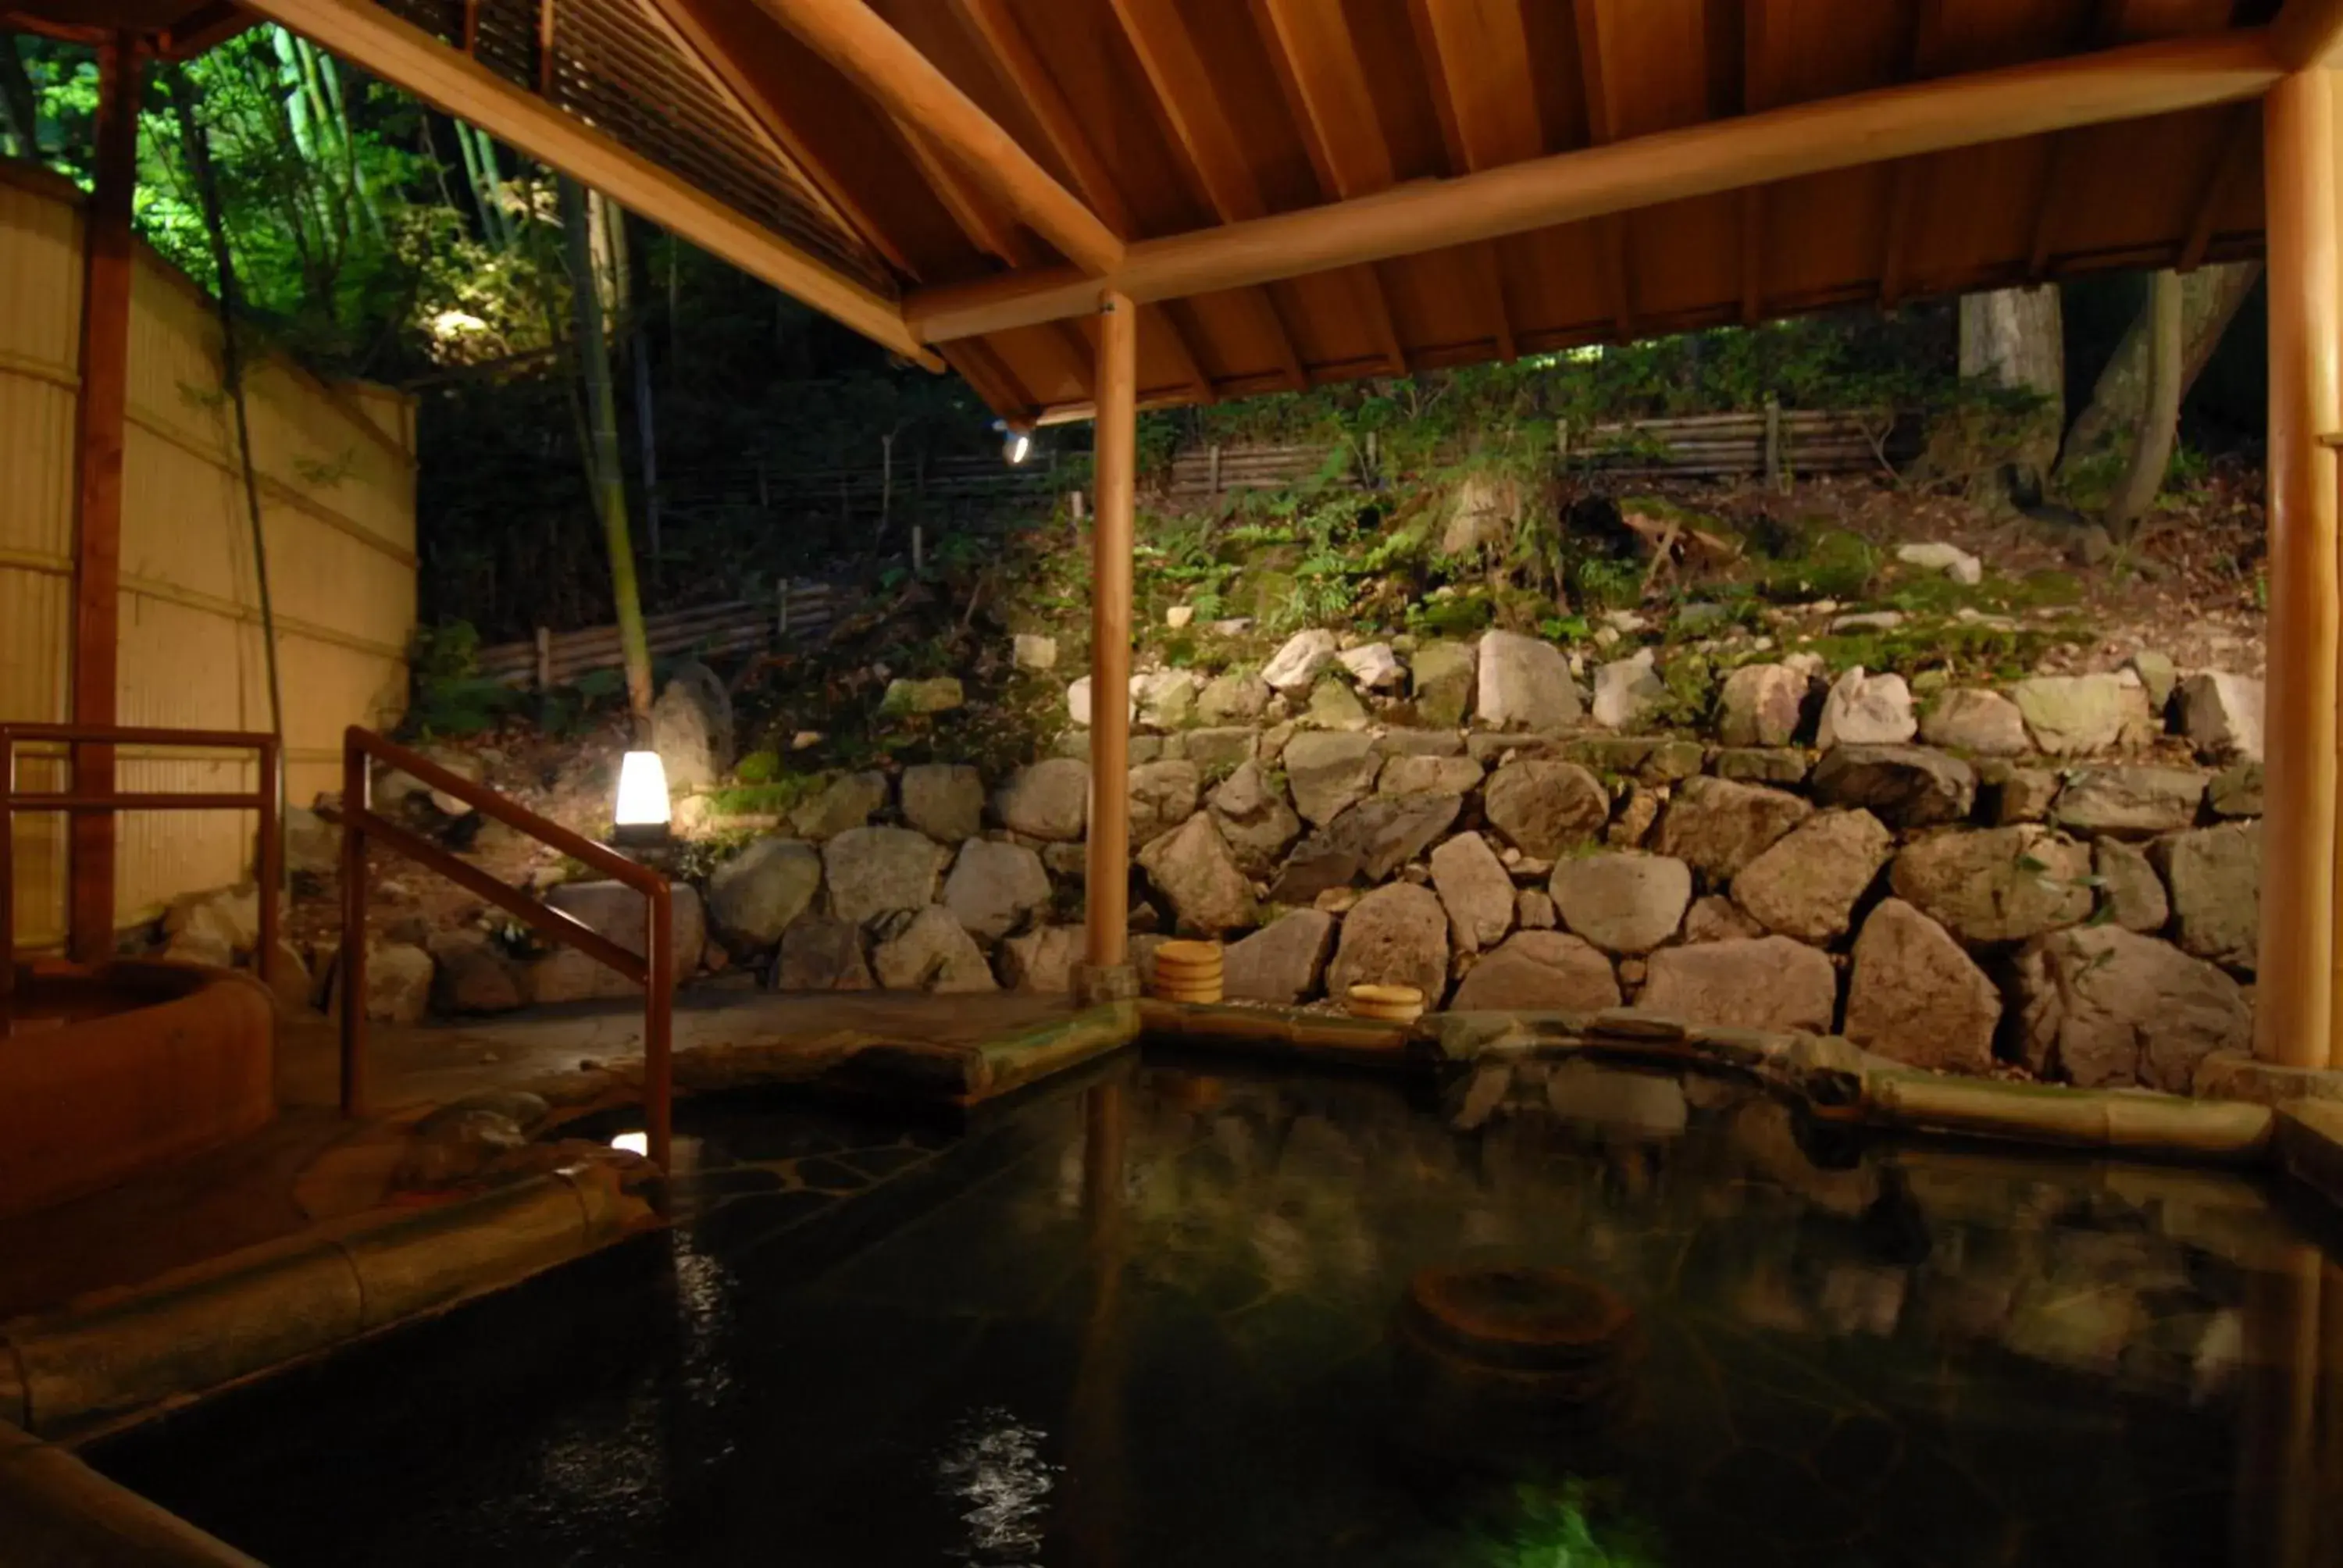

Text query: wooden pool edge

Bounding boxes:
[0,1161,653,1444]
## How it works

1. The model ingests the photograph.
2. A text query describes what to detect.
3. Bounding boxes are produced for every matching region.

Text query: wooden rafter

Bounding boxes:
[1879,7,1938,309]
[240,0,939,364]
[1151,300,1218,403]
[636,0,918,277]
[949,0,1134,235]
[942,337,1037,422]
[1403,0,1537,359]
[893,116,1036,268]
[1738,187,1765,326]
[1740,0,1777,327]
[1250,0,1407,374]
[745,0,1122,273]
[1574,0,1636,343]
[947,0,1209,400]
[2180,102,2256,271]
[905,30,2282,343]
[1878,161,1924,308]
[2024,132,2081,280]
[1107,0,1311,386]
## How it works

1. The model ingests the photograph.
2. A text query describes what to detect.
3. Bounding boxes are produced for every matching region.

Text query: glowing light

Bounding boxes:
[610,1131,649,1156]
[614,750,670,844]
[1004,429,1032,465]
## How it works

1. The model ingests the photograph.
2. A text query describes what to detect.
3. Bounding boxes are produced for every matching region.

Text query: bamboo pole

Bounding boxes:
[1084,292,1137,975]
[2261,68,2341,1071]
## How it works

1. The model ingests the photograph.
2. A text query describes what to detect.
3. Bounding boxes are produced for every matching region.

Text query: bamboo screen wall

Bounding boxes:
[1,162,417,952]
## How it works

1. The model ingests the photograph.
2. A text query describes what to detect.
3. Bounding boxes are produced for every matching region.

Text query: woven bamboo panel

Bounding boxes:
[1,165,417,951]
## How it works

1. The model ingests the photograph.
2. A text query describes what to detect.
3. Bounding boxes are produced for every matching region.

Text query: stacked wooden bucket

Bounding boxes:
[1151,941,1225,1003]
[1345,984,1425,1025]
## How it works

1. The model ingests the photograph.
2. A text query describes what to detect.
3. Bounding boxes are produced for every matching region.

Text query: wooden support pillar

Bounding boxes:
[67,34,141,965]
[2261,68,2342,1070]
[1082,291,1136,980]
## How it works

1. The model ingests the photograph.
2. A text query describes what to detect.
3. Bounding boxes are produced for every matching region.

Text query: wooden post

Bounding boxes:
[1083,291,1137,980]
[534,626,553,690]
[2261,67,2341,1070]
[340,736,370,1117]
[1764,397,1785,490]
[66,34,141,966]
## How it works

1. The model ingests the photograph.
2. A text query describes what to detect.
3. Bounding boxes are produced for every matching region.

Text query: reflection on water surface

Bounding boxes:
[94,1057,2343,1566]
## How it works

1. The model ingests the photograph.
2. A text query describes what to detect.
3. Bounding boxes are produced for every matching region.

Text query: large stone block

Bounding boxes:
[1842,899,1999,1074]
[1636,937,1838,1035]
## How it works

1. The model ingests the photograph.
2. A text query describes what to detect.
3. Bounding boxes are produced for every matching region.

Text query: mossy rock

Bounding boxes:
[1413,592,1496,638]
[1760,527,1874,602]
[1244,568,1299,621]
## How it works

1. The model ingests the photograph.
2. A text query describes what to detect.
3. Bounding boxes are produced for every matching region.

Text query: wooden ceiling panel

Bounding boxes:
[1626,194,1742,332]
[1928,0,2100,73]
[1182,286,1307,389]
[1000,0,1216,237]
[1900,138,2053,290]
[2103,0,2244,42]
[1744,0,1914,109]
[2045,105,2239,262]
[1499,226,1621,344]
[1759,165,1900,302]
[1274,267,1395,372]
[988,320,1096,408]
[1343,0,1454,180]
[1414,0,1548,166]
[1379,248,1503,359]
[1579,0,1718,140]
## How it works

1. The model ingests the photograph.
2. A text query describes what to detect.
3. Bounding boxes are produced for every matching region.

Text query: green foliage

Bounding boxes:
[733,748,781,785]
[1570,555,1644,611]
[704,779,815,817]
[1759,528,1876,602]
[1466,1481,1667,1568]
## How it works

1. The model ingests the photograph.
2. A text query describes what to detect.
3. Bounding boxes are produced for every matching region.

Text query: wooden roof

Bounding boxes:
[11,0,2328,422]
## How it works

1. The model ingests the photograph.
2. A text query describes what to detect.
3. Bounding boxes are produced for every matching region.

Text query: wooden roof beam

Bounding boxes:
[2273,0,2343,69]
[746,0,1122,273]
[637,0,917,277]
[240,0,939,365]
[908,29,2282,342]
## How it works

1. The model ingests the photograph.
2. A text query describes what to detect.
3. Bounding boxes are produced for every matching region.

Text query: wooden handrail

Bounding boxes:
[337,727,674,1169]
[0,723,280,1001]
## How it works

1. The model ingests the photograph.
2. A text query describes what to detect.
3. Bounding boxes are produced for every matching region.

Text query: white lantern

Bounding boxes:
[613,750,671,845]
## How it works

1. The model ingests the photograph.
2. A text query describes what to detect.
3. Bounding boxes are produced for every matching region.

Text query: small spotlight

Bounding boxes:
[1004,429,1033,465]
[612,750,671,846]
[611,1131,649,1156]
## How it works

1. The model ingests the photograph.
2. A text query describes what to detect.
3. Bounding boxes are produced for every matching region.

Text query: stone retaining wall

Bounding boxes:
[405,630,2267,1097]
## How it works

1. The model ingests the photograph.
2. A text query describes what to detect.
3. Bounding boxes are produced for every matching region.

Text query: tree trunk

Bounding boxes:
[2058,260,2261,488]
[559,176,654,733]
[1957,284,2064,501]
[1959,284,2066,410]
[0,37,40,160]
[2103,269,2184,540]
